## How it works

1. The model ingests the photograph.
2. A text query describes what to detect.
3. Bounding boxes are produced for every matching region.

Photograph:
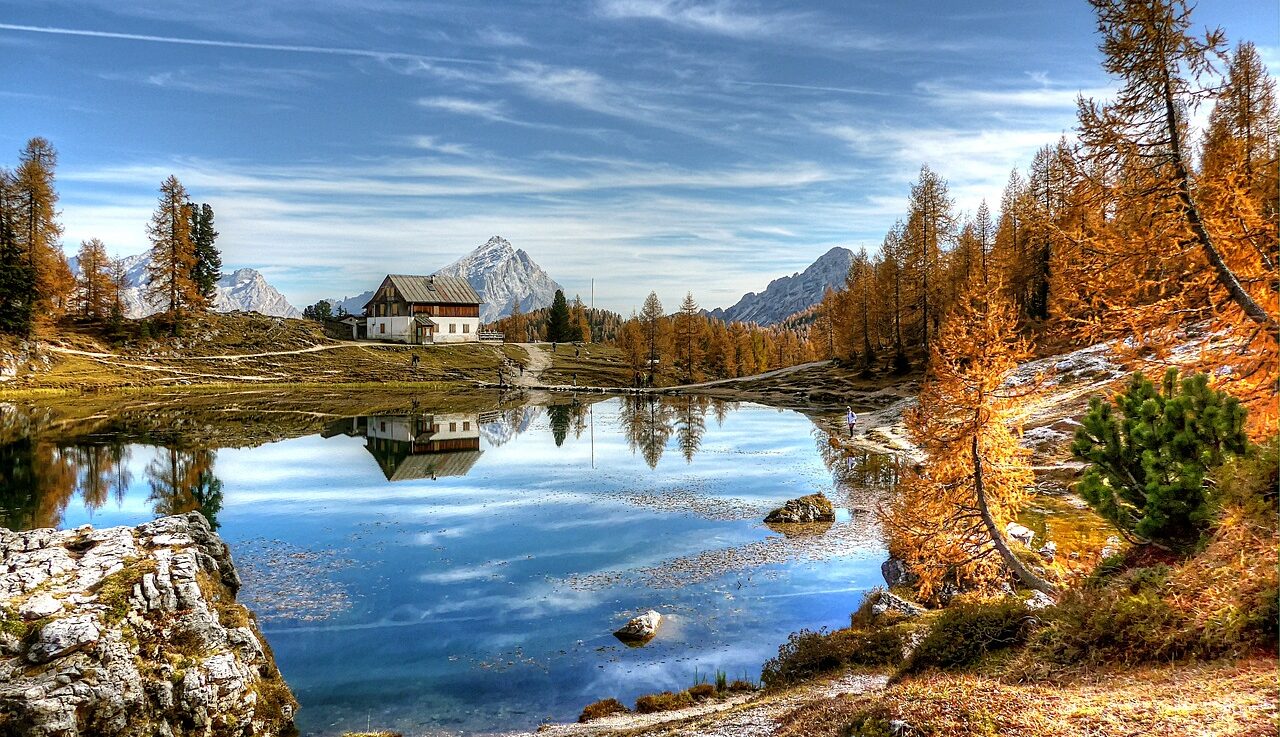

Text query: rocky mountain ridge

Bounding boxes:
[69,253,302,319]
[708,247,854,326]
[326,236,563,322]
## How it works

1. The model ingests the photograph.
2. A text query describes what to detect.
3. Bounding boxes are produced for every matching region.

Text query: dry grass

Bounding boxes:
[774,657,1278,737]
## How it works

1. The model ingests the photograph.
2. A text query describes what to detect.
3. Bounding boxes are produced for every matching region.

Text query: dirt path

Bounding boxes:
[510,672,887,737]
[511,343,552,387]
[43,341,371,361]
[665,360,832,390]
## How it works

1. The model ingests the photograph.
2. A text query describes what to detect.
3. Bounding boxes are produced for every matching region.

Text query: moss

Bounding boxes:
[196,570,251,629]
[901,600,1035,674]
[634,690,694,713]
[0,607,29,640]
[578,698,630,722]
[92,558,158,624]
[252,671,299,736]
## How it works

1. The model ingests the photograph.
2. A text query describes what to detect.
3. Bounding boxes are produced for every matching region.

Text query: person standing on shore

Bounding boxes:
[846,406,857,437]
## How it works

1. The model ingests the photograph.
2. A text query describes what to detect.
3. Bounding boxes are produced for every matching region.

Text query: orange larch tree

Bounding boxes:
[880,275,1054,601]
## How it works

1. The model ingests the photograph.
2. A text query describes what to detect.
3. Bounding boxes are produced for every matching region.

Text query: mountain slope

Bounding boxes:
[328,236,563,322]
[708,247,854,326]
[69,253,302,319]
[437,236,563,322]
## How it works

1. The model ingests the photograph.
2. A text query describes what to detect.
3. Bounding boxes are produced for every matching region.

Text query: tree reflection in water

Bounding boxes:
[0,439,223,531]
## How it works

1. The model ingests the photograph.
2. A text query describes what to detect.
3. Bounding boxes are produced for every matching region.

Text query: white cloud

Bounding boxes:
[595,0,794,38]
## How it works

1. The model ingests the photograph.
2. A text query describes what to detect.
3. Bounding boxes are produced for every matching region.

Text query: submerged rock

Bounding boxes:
[614,610,663,644]
[1005,522,1036,547]
[0,512,297,737]
[1038,540,1058,562]
[764,493,835,524]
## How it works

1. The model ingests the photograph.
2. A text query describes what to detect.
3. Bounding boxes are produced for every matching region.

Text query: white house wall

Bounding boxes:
[365,316,480,343]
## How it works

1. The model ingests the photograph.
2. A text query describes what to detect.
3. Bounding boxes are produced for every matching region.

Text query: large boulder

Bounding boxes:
[764,493,835,524]
[880,557,917,589]
[0,513,296,737]
[870,591,924,619]
[614,610,663,644]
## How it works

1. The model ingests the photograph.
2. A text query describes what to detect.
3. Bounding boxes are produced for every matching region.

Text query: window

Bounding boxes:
[463,421,470,431]
[379,323,385,334]
[449,422,457,432]
[462,323,470,333]
[449,323,456,333]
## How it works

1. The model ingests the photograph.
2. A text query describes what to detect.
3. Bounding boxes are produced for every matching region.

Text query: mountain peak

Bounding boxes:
[708,246,854,326]
[478,235,514,254]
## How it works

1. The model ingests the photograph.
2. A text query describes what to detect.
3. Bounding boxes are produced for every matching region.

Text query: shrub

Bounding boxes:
[901,600,1035,673]
[687,682,717,700]
[634,690,694,713]
[727,679,756,692]
[762,626,906,689]
[578,698,629,722]
[1071,369,1248,548]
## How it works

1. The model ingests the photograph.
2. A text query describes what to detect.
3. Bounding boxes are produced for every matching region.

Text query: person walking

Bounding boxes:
[846,406,858,437]
[575,345,581,358]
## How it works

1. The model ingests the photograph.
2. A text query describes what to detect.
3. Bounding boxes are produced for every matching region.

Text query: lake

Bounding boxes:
[0,394,895,735]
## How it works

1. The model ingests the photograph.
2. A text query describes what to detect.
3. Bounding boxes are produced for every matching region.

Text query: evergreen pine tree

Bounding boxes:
[1071,368,1249,548]
[188,203,221,303]
[0,168,35,336]
[546,289,572,342]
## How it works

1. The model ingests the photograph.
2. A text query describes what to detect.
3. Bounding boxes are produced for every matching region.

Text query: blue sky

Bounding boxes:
[0,1,1273,313]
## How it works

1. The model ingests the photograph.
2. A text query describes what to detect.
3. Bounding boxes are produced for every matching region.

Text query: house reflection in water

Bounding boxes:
[326,413,484,481]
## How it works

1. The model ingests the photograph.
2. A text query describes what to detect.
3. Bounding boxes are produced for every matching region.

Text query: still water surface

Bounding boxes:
[2,396,894,735]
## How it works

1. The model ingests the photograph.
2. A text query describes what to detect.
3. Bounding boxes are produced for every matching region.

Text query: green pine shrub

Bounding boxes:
[1071,369,1248,548]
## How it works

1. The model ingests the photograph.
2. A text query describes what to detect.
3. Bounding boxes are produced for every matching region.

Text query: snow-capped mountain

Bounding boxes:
[69,252,301,319]
[327,236,563,322]
[438,236,563,322]
[707,246,854,326]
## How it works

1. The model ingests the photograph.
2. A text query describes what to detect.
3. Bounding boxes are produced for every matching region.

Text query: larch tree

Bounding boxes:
[880,274,1055,600]
[672,292,703,383]
[75,238,113,319]
[145,176,202,328]
[1074,0,1279,435]
[13,137,73,317]
[904,165,956,358]
[639,291,664,380]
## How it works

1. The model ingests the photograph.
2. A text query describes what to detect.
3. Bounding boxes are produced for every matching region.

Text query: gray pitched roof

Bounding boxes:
[396,274,482,305]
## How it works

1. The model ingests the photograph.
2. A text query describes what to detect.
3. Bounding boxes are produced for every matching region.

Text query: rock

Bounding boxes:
[1025,590,1056,610]
[19,593,63,620]
[0,512,296,737]
[764,493,835,524]
[1038,541,1057,562]
[889,719,917,736]
[1005,522,1035,547]
[880,557,917,589]
[614,610,662,643]
[27,615,99,664]
[1100,535,1123,559]
[870,591,924,619]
